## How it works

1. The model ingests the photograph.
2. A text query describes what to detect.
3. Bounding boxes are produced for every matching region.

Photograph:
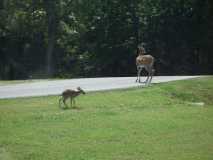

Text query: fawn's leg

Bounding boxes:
[59,98,62,108]
[63,98,68,108]
[70,98,73,108]
[73,98,76,107]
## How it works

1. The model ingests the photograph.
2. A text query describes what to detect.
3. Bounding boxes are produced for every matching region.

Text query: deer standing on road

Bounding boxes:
[59,87,85,109]
[136,45,155,84]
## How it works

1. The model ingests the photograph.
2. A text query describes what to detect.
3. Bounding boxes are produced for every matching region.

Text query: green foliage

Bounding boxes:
[0,0,213,79]
[0,77,213,159]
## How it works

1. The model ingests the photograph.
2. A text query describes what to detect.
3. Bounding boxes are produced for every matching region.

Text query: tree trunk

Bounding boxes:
[130,1,140,53]
[44,0,57,77]
[46,26,56,77]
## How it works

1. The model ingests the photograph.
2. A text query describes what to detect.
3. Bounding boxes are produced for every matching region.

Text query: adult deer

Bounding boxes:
[59,87,85,109]
[136,45,155,84]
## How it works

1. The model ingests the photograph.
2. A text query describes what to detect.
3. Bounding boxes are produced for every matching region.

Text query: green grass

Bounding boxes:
[0,77,213,160]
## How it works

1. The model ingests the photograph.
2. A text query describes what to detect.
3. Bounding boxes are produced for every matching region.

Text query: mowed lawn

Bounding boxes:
[0,77,213,160]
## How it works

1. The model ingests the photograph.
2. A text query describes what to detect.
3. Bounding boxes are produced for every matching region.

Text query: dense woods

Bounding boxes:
[0,0,212,80]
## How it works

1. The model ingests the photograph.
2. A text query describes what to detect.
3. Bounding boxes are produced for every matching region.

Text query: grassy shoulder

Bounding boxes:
[0,77,213,160]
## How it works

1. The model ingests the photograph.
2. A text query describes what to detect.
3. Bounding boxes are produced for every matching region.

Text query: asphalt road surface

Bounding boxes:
[0,76,201,99]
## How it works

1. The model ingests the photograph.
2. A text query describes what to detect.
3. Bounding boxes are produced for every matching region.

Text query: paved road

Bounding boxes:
[0,76,201,99]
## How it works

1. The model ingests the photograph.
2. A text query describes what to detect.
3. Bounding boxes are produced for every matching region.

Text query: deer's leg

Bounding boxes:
[59,98,62,108]
[141,72,149,83]
[145,74,149,84]
[63,98,68,108]
[136,67,139,82]
[70,98,74,108]
[136,66,142,83]
[148,68,155,84]
[73,98,76,107]
[145,66,152,84]
[70,98,72,107]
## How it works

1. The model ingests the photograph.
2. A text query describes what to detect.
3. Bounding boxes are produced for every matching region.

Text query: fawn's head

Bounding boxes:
[77,87,86,94]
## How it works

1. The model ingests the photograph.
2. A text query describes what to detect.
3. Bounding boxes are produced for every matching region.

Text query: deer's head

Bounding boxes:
[77,87,86,94]
[138,43,146,55]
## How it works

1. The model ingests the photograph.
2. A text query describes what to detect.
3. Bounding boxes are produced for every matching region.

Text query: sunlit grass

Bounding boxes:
[0,77,213,160]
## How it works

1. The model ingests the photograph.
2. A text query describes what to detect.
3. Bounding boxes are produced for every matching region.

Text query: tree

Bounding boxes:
[0,0,213,80]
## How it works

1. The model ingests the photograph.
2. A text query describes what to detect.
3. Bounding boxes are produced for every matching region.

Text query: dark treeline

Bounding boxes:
[0,0,212,80]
